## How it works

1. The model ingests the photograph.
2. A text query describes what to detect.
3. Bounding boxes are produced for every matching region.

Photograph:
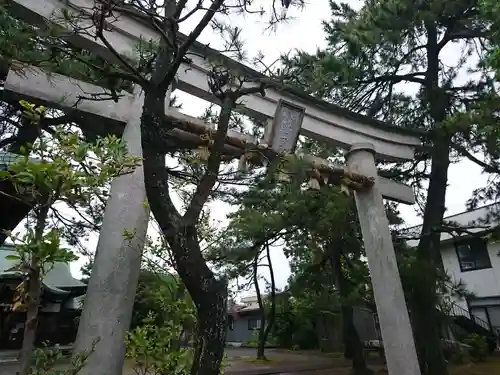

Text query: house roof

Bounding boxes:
[404,203,500,248]
[0,244,86,292]
[229,293,291,314]
[238,296,260,313]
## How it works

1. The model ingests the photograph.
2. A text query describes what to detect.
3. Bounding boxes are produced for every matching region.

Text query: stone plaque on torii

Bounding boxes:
[6,2,422,375]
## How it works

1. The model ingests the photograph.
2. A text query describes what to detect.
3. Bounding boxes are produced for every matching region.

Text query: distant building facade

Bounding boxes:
[225,295,379,346]
[406,203,500,346]
[0,244,86,348]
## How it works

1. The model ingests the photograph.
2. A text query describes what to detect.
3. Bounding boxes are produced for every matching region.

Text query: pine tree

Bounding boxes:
[2,2,306,374]
[281,1,498,374]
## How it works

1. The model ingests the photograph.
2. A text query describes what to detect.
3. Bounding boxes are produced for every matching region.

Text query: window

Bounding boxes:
[248,318,261,331]
[228,315,234,331]
[455,237,491,272]
[469,304,500,334]
[486,306,500,334]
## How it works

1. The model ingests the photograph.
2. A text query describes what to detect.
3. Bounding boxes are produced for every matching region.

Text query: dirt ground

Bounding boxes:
[0,348,342,375]
[449,355,500,375]
[0,349,498,375]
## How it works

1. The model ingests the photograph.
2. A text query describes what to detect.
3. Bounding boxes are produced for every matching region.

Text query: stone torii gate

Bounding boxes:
[6,2,421,375]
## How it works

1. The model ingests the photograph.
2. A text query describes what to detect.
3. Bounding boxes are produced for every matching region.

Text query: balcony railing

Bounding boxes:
[447,300,493,334]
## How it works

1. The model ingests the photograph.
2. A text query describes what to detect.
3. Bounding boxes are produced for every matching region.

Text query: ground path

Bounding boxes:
[0,347,357,375]
[2,348,498,374]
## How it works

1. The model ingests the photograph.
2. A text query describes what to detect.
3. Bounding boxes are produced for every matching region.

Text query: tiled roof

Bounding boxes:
[0,244,86,290]
[403,203,500,248]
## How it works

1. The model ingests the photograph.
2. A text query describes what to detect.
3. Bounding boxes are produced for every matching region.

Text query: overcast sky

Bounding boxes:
[61,0,490,294]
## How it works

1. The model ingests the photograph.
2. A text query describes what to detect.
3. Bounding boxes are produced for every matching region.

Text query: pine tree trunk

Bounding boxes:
[141,81,230,375]
[261,243,276,355]
[256,319,266,360]
[164,232,228,375]
[410,135,450,375]
[189,282,227,375]
[409,20,451,375]
[331,248,372,375]
[253,250,267,360]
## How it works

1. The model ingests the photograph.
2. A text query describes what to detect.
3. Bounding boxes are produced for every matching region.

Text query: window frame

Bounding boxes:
[469,303,500,334]
[247,318,261,331]
[454,236,492,273]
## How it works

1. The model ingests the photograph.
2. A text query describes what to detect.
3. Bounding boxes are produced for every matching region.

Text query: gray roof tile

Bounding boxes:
[0,244,85,289]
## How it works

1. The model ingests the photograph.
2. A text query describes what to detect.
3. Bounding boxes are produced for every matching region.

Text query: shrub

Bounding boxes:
[126,313,192,375]
[30,341,97,375]
[463,333,488,362]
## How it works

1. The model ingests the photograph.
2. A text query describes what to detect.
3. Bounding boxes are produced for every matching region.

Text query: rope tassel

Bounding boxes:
[277,172,291,182]
[308,168,321,190]
[197,132,212,162]
[237,154,248,174]
[340,178,351,195]
[308,176,321,190]
[197,146,210,161]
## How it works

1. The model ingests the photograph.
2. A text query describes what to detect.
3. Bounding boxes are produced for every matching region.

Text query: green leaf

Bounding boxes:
[5,255,20,261]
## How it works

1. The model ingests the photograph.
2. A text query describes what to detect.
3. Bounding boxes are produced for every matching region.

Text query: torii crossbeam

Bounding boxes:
[4,67,416,204]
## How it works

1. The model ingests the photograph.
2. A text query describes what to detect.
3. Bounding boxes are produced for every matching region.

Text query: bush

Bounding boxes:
[463,334,488,362]
[30,342,97,375]
[126,313,192,375]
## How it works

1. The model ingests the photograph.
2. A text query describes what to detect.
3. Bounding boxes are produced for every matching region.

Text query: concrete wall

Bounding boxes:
[441,239,500,332]
[405,205,500,333]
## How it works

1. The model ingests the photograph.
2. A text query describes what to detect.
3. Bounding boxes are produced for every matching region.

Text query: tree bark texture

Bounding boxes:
[261,243,276,357]
[331,248,372,375]
[410,20,451,375]
[253,251,266,360]
[189,272,227,375]
[141,91,228,375]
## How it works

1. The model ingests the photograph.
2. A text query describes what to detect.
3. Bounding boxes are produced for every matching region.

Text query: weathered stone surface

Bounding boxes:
[346,143,421,375]
[73,87,150,375]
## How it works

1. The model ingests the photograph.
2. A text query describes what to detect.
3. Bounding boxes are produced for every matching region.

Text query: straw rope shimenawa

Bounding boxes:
[163,110,376,192]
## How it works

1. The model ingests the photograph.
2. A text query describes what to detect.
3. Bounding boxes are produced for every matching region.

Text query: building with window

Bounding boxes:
[225,295,379,346]
[406,203,500,339]
[226,295,261,345]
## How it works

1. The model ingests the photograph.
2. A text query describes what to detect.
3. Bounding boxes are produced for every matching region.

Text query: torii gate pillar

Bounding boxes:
[346,143,420,375]
[74,86,151,375]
